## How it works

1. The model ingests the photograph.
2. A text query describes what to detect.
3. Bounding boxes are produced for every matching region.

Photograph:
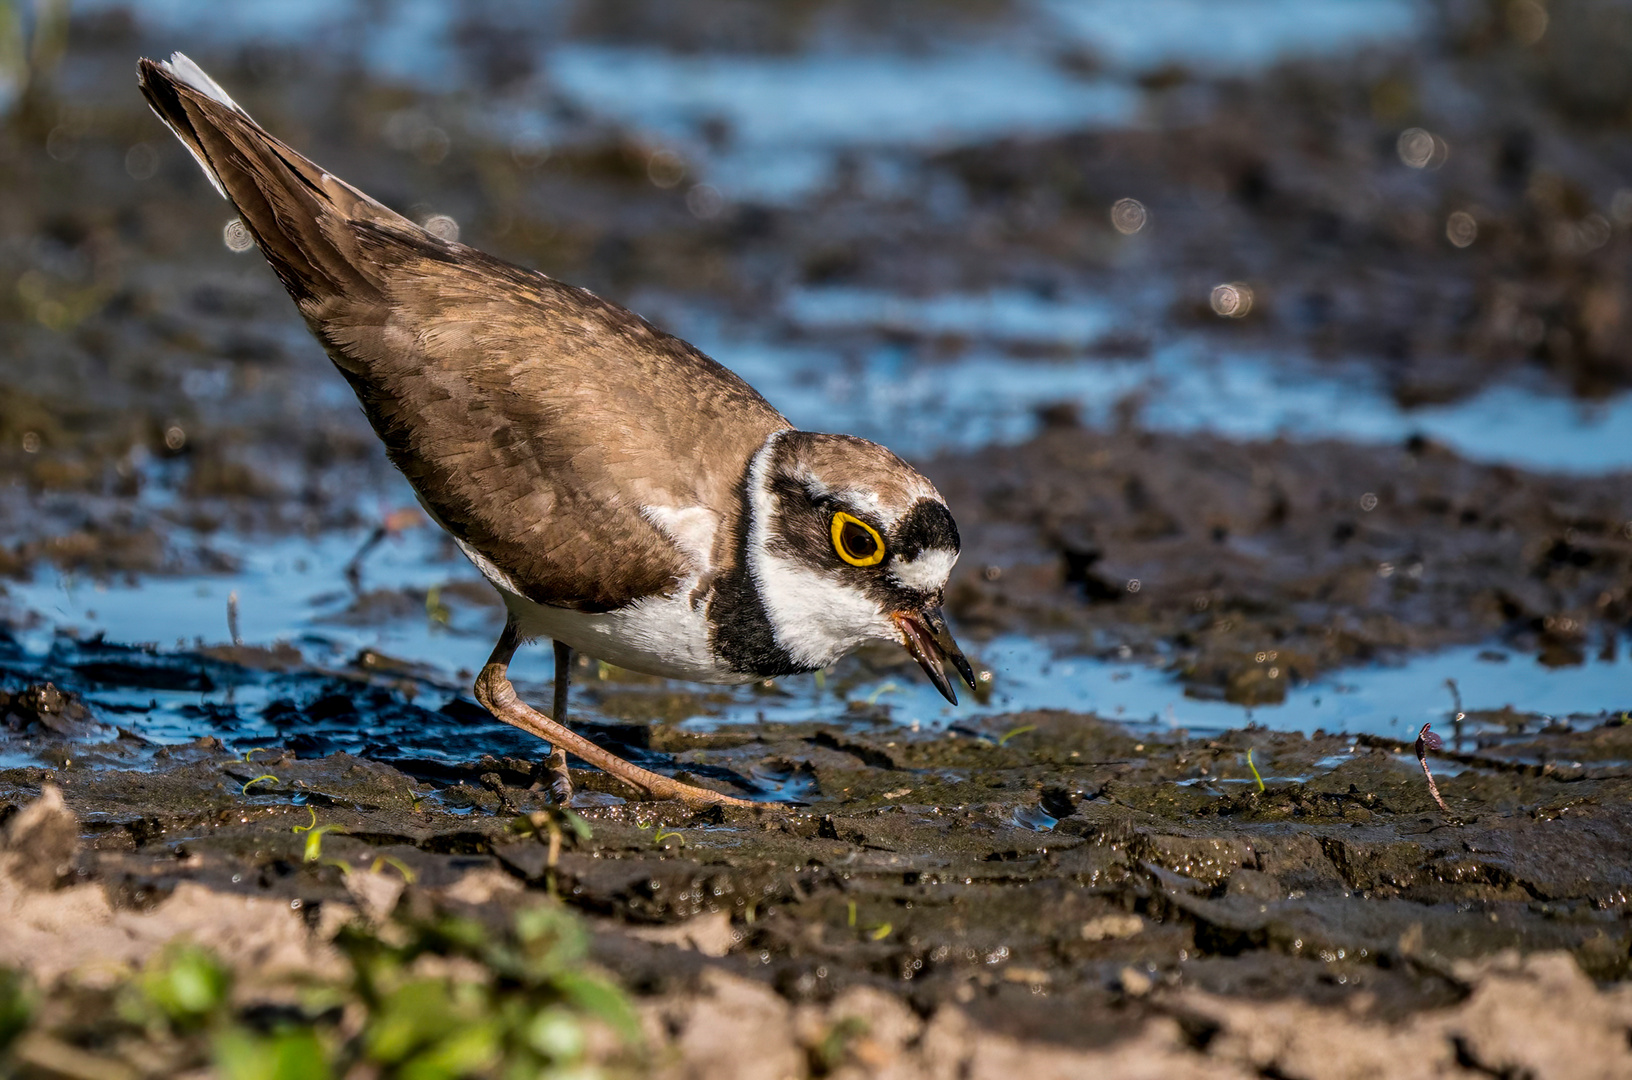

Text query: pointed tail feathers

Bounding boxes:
[137,52,413,305]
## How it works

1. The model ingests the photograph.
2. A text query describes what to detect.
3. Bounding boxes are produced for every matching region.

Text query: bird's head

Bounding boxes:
[745,430,976,702]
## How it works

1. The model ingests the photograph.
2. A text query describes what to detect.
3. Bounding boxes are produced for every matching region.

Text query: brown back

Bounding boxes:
[139,57,789,611]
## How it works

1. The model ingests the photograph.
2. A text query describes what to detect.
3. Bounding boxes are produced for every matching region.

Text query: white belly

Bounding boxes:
[499,585,754,686]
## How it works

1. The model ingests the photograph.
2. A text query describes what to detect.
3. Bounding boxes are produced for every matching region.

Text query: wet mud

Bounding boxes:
[933,421,1632,704]
[3,1,1632,1075]
[5,639,1632,1075]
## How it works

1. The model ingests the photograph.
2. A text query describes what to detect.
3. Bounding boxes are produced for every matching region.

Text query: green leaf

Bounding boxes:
[215,1027,335,1080]
[555,972,642,1045]
[561,809,593,842]
[401,1021,500,1080]
[523,1006,587,1063]
[141,944,230,1026]
[0,969,32,1051]
[366,978,462,1063]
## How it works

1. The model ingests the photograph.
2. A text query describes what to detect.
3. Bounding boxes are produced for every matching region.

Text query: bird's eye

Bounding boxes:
[831,511,885,567]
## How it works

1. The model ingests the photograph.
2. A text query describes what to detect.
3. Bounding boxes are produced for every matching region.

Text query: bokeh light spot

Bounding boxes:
[1110,197,1147,235]
[125,142,159,181]
[686,183,724,219]
[423,214,460,242]
[223,219,254,252]
[1396,127,1448,170]
[648,149,686,189]
[1210,282,1254,318]
[1446,211,1478,248]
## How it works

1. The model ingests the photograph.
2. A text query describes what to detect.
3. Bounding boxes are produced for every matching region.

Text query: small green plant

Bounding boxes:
[241,747,276,763]
[868,922,892,941]
[3,902,641,1077]
[131,944,231,1030]
[424,586,451,626]
[864,681,900,706]
[1246,748,1265,792]
[214,1027,334,1080]
[292,807,348,863]
[240,774,278,795]
[0,969,31,1052]
[653,827,685,848]
[813,1015,869,1074]
[512,809,593,893]
[369,855,417,884]
[996,724,1037,747]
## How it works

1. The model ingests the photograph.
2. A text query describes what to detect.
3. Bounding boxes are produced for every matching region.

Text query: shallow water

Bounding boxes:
[675,291,1632,471]
[4,522,1625,756]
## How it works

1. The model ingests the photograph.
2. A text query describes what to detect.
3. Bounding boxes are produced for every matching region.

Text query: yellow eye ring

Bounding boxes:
[831,511,885,567]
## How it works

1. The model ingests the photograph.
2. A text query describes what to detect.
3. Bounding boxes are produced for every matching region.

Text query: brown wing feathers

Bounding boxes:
[136,55,398,306]
[138,54,793,613]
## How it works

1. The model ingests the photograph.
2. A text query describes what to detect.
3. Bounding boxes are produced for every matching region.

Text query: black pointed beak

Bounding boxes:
[893,605,977,705]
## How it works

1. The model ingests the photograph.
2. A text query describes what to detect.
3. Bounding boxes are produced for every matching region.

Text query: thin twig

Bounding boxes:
[1415,722,1451,814]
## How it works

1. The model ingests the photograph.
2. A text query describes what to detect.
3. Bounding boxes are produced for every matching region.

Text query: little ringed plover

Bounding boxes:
[137,53,975,807]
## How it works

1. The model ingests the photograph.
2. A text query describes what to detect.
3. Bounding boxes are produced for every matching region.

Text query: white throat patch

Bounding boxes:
[745,433,896,670]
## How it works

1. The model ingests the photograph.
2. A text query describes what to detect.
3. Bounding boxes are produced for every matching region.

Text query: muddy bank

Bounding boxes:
[932,421,1632,703]
[4,651,1632,1076]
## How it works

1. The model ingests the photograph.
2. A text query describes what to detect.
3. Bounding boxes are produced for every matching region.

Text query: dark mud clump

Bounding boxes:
[4,639,1632,1074]
[934,422,1632,703]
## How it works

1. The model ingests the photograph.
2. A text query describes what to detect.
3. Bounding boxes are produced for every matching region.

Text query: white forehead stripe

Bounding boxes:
[889,547,958,592]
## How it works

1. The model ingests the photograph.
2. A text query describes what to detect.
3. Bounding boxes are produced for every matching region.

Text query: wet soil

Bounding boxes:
[3,2,1632,1075]
[932,421,1632,703]
[4,651,1632,1075]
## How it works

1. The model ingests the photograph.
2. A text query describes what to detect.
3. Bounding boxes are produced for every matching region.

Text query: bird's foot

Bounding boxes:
[474,662,754,808]
[531,747,573,806]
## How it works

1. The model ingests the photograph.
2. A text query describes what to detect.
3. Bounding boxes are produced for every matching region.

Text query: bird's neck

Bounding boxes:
[706,432,805,677]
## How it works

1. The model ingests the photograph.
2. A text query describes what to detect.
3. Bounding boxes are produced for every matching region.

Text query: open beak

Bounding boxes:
[893,605,978,705]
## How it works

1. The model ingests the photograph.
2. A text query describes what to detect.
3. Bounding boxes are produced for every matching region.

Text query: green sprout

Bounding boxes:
[814,1016,869,1073]
[241,747,275,762]
[846,900,857,928]
[996,724,1037,747]
[864,681,900,705]
[653,828,685,848]
[1246,748,1265,792]
[868,923,892,941]
[425,586,451,625]
[240,774,278,795]
[292,806,348,863]
[370,855,418,884]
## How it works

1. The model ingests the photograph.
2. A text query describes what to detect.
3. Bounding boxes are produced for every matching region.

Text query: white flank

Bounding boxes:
[502,588,744,684]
